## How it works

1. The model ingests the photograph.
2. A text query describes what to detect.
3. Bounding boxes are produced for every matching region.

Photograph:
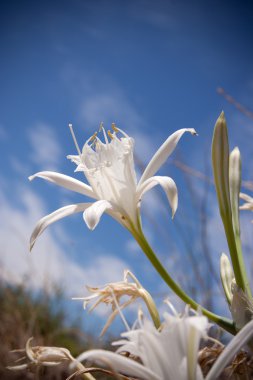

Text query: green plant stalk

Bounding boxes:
[127,270,161,328]
[229,148,252,299]
[141,288,161,329]
[130,222,236,335]
[212,112,251,298]
[222,210,250,296]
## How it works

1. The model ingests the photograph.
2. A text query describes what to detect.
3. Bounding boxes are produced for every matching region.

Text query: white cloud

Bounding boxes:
[130,4,175,30]
[0,182,129,298]
[27,123,62,170]
[80,92,144,132]
[0,124,8,141]
[62,67,161,163]
[10,156,31,177]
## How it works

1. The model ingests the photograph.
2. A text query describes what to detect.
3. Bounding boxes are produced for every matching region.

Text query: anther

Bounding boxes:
[90,132,97,142]
[112,123,119,132]
[107,130,114,139]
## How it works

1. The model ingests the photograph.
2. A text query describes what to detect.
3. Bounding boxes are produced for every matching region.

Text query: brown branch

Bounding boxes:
[217,87,253,120]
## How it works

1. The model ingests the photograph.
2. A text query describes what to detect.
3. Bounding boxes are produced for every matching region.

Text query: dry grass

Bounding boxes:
[0,279,110,379]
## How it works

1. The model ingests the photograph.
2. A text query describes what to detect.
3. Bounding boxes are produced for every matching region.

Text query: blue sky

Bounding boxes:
[1,0,253,335]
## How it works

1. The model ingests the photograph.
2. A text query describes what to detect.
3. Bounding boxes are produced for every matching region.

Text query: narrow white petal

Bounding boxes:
[137,176,178,218]
[73,349,160,380]
[240,204,253,210]
[205,319,253,380]
[7,364,28,371]
[29,171,96,199]
[30,203,92,250]
[138,128,197,187]
[83,200,114,230]
[240,192,253,203]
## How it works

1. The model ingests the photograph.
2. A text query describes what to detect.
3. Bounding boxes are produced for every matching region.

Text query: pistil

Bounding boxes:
[68,123,82,157]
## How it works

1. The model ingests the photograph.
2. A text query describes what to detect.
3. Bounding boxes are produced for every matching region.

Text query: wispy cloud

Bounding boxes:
[80,92,144,132]
[0,124,8,141]
[27,123,62,170]
[130,2,175,30]
[0,182,128,297]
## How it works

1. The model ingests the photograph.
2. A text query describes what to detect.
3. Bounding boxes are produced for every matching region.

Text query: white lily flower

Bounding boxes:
[73,308,208,380]
[29,123,196,249]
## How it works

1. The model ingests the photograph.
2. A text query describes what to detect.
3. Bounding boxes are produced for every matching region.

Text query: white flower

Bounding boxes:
[73,310,253,380]
[73,308,209,380]
[29,123,196,249]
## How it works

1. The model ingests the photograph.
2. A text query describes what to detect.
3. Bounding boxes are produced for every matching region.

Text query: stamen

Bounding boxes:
[89,132,98,142]
[99,123,109,145]
[68,124,82,157]
[112,123,129,139]
[109,288,130,332]
[107,130,114,140]
[111,123,119,132]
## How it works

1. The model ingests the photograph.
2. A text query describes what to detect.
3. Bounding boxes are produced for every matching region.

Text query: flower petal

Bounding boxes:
[30,203,92,250]
[73,349,160,380]
[29,171,96,199]
[205,319,253,380]
[240,192,253,203]
[240,192,253,210]
[83,200,115,230]
[138,128,197,187]
[137,176,178,218]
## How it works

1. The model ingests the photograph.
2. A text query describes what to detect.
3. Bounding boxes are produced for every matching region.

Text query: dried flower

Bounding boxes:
[8,337,73,370]
[74,270,160,335]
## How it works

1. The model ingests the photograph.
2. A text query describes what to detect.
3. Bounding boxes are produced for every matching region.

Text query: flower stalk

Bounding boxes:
[28,121,238,334]
[130,219,236,335]
[212,112,251,299]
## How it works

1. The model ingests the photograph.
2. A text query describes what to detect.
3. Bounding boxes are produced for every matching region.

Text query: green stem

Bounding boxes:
[126,270,161,328]
[212,113,251,297]
[221,210,251,298]
[132,226,236,335]
[141,288,161,329]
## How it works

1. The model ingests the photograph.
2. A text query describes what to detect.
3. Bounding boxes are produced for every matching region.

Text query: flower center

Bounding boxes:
[68,123,137,223]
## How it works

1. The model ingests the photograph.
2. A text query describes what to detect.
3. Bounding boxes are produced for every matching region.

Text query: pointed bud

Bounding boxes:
[220,253,235,305]
[229,147,241,237]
